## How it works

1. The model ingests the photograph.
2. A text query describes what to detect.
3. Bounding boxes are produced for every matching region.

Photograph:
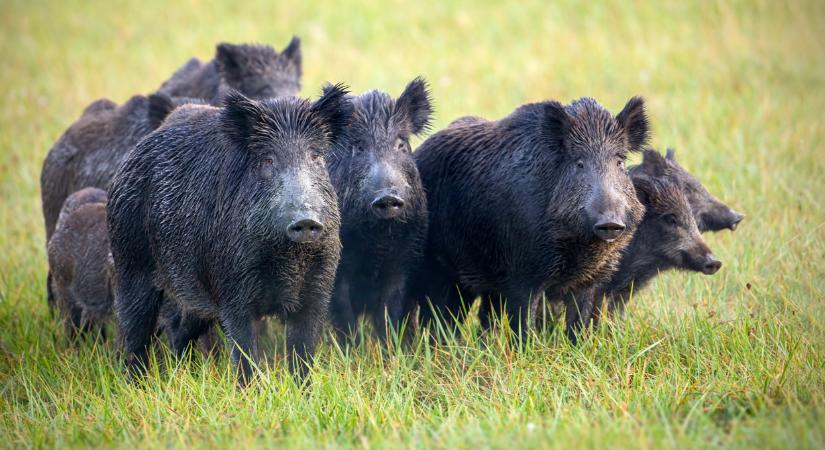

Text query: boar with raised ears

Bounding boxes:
[599,151,722,316]
[646,148,745,232]
[326,77,432,343]
[48,187,113,340]
[158,36,302,103]
[108,86,352,385]
[414,96,649,340]
[41,93,204,311]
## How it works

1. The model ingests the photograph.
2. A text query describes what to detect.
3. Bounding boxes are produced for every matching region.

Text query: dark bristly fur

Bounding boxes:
[40,93,203,310]
[48,188,113,339]
[107,86,352,386]
[157,37,302,103]
[327,77,432,343]
[413,97,648,341]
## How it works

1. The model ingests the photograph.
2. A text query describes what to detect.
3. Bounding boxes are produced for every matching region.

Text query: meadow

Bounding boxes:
[1,0,824,448]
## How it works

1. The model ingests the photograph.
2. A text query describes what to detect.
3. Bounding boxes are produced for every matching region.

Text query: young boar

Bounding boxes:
[413,97,649,339]
[41,93,202,310]
[327,78,432,343]
[107,86,352,385]
[157,37,302,103]
[47,188,112,339]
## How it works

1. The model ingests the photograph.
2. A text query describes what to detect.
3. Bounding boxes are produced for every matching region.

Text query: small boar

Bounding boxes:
[327,78,432,343]
[157,37,302,103]
[108,86,352,385]
[413,97,649,339]
[47,187,112,339]
[41,93,201,310]
[659,148,744,232]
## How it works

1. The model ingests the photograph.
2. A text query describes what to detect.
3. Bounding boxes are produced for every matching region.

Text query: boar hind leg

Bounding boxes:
[115,271,162,378]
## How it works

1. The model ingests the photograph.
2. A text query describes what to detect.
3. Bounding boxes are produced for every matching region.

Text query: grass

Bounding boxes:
[1,0,824,448]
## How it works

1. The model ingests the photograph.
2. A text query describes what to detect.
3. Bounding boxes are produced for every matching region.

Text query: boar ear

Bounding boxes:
[542,101,569,149]
[282,36,302,67]
[638,149,668,177]
[665,147,676,161]
[396,76,434,135]
[216,43,244,81]
[221,90,264,147]
[632,174,658,206]
[615,96,649,151]
[312,83,353,142]
[147,93,176,129]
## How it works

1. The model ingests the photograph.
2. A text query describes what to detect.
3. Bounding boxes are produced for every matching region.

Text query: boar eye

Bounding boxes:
[395,138,408,152]
[663,214,679,226]
[310,152,323,162]
[576,160,585,169]
[353,143,365,154]
[617,154,626,168]
[260,156,275,178]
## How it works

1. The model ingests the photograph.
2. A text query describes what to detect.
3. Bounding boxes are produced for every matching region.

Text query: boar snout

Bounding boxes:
[287,217,325,243]
[702,254,722,274]
[729,211,745,231]
[593,219,626,242]
[371,193,405,219]
[589,181,628,242]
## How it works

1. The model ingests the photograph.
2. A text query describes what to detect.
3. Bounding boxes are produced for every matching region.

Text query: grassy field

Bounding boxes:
[1,0,824,448]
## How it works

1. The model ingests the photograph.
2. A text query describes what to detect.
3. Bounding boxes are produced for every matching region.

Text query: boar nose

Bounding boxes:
[371,195,405,219]
[593,219,626,242]
[729,211,745,231]
[702,254,722,275]
[286,218,325,243]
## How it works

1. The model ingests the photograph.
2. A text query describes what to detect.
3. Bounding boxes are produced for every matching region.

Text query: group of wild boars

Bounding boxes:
[40,36,745,386]
[40,36,303,316]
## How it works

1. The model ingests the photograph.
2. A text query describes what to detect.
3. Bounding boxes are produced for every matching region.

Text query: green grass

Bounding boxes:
[1,0,824,448]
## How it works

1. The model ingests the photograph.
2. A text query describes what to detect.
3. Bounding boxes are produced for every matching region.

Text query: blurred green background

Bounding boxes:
[1,1,823,448]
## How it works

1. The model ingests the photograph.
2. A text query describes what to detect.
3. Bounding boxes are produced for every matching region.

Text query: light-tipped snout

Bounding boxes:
[371,194,405,220]
[593,220,626,242]
[286,218,324,243]
[729,211,745,231]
